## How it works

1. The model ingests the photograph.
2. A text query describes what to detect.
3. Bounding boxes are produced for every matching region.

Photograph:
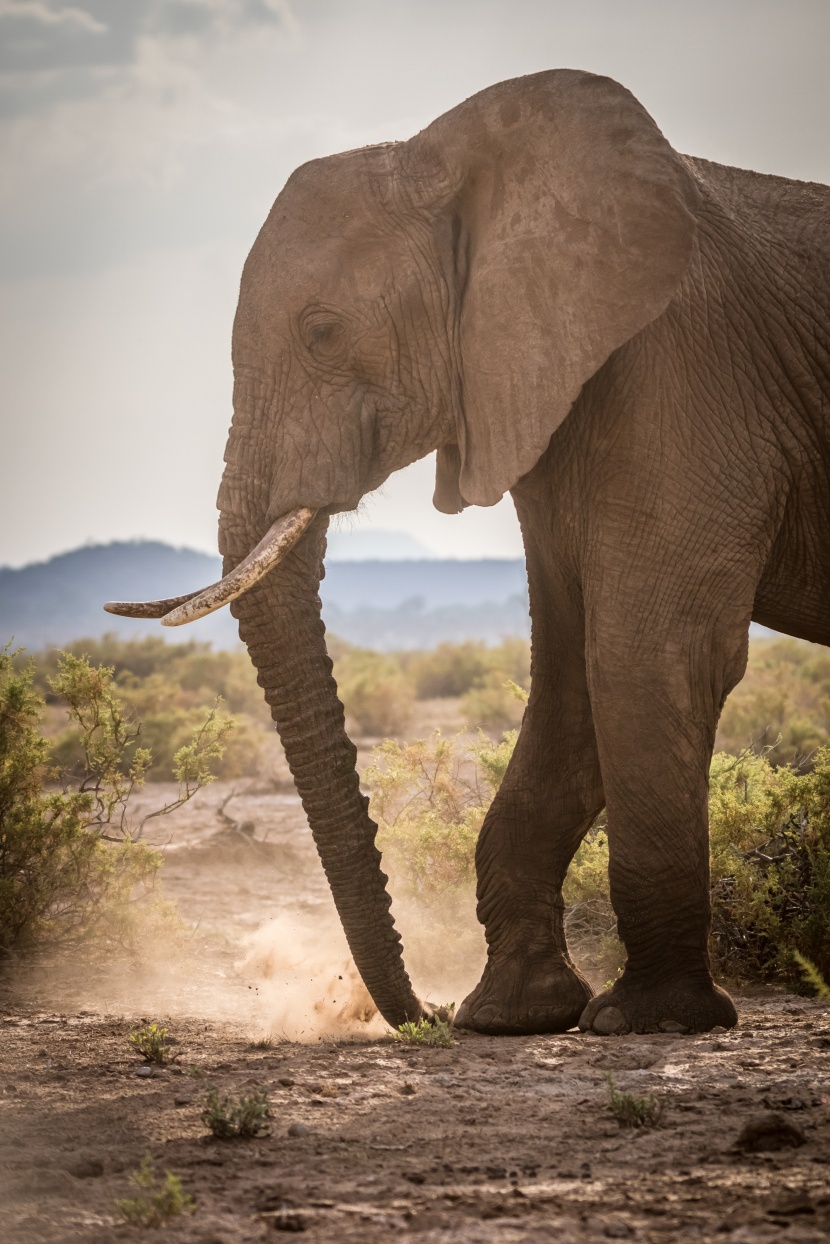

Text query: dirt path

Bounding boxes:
[1,996,829,1242]
[1,784,829,1241]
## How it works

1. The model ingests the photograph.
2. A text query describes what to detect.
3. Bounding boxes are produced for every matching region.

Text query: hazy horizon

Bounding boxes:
[1,0,828,567]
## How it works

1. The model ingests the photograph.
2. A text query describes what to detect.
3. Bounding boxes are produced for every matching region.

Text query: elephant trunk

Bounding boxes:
[223,509,423,1029]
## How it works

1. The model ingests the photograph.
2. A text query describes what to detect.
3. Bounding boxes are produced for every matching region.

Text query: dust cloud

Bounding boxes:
[237,891,486,1042]
[9,782,487,1043]
[239,911,387,1042]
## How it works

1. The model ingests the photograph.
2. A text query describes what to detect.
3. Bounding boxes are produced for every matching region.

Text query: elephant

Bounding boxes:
[106,69,830,1037]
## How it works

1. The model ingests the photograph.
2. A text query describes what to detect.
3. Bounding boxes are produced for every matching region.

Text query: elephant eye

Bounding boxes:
[303,316,348,363]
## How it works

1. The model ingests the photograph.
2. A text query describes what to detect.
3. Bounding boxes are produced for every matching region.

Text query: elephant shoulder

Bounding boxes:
[683,154,830,277]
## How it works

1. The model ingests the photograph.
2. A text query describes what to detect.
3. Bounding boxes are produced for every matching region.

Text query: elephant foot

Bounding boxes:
[455,951,593,1035]
[578,972,738,1035]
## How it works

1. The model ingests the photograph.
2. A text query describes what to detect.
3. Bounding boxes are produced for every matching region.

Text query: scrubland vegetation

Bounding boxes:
[3,630,830,994]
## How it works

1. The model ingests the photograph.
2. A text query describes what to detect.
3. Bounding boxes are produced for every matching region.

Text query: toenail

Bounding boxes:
[476,1005,499,1024]
[592,1006,629,1035]
[658,1018,689,1033]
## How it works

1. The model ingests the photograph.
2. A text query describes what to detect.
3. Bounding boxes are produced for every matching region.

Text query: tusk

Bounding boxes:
[104,591,200,620]
[162,507,317,626]
[103,507,317,627]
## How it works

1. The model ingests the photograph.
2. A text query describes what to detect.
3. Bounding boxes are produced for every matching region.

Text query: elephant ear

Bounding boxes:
[402,70,700,510]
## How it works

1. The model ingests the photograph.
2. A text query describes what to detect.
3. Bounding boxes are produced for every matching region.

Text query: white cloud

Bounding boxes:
[0,2,106,32]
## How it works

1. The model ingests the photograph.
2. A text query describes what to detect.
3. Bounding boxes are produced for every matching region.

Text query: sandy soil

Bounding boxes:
[1,780,829,1243]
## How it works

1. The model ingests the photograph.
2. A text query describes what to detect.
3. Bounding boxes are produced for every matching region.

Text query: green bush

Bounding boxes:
[462,672,529,736]
[334,647,414,736]
[0,644,232,958]
[367,732,489,902]
[367,723,830,989]
[401,638,530,709]
[404,642,494,699]
[717,637,830,767]
[29,635,268,781]
[708,747,830,984]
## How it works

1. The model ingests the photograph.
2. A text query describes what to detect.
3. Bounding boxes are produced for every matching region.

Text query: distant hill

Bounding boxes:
[325,528,437,559]
[0,541,529,652]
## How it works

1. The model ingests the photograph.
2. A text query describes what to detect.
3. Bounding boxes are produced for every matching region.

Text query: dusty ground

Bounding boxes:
[1,780,829,1243]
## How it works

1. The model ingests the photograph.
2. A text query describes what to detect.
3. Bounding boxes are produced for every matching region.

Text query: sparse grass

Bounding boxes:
[129,1023,174,1065]
[116,1154,195,1228]
[393,1017,456,1047]
[202,1086,271,1138]
[605,1073,663,1129]
[793,950,830,1000]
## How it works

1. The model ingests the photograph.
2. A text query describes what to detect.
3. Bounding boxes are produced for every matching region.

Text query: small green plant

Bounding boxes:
[793,950,830,1000]
[116,1153,195,1228]
[393,1017,456,1047]
[202,1086,272,1138]
[605,1073,663,1129]
[129,1023,174,1065]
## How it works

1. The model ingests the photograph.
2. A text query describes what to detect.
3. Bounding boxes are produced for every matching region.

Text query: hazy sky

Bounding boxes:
[1,0,828,567]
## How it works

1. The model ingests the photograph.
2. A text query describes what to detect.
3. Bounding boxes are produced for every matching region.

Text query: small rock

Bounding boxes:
[135,1066,153,1078]
[287,1122,309,1137]
[710,1026,728,1035]
[400,1082,416,1095]
[734,1113,806,1153]
[68,1157,104,1179]
[273,1208,308,1232]
[658,1019,689,1033]
[173,1096,192,1107]
[586,1215,631,1238]
[278,1077,296,1087]
[593,1007,629,1035]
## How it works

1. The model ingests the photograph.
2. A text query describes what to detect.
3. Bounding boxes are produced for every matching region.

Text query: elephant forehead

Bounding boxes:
[267,145,400,243]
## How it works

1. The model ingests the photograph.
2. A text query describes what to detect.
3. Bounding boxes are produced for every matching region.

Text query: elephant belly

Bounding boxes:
[753,492,830,646]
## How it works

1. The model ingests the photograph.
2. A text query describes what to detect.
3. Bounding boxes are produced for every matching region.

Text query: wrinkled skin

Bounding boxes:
[217,70,830,1035]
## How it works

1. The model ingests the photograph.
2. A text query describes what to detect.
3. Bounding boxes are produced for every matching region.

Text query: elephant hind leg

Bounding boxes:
[455,575,604,1035]
[576,595,751,1036]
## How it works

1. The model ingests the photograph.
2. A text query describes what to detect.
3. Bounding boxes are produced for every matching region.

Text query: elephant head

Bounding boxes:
[106,70,699,1027]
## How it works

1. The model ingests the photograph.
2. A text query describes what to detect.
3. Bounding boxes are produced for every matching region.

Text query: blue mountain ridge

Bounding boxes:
[0,541,530,652]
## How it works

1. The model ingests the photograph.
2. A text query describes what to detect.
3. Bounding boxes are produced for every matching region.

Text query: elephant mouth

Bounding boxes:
[103,506,318,625]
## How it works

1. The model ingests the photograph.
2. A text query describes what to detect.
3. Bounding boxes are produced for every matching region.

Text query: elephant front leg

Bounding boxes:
[455,620,605,1035]
[577,618,743,1036]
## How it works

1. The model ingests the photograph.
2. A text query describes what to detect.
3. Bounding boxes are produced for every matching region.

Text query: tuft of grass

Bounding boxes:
[116,1154,194,1228]
[129,1023,174,1065]
[393,1017,456,1048]
[247,1034,274,1050]
[202,1086,271,1139]
[793,950,830,1000]
[605,1073,663,1129]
